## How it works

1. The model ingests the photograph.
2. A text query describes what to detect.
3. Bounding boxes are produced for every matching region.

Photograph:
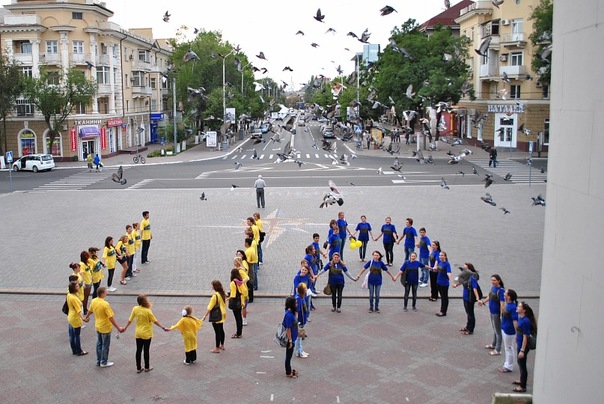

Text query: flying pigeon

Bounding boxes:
[200,192,207,201]
[347,32,359,39]
[504,173,512,181]
[444,0,451,9]
[85,61,95,69]
[405,84,415,99]
[472,166,478,175]
[440,178,449,190]
[325,28,336,34]
[538,44,553,64]
[183,49,200,62]
[230,184,239,191]
[193,28,199,34]
[359,29,371,44]
[500,207,510,214]
[311,43,320,48]
[380,5,397,16]
[256,52,267,61]
[234,161,242,170]
[111,166,127,185]
[475,37,492,57]
[314,8,325,22]
[492,0,505,8]
[162,11,170,23]
[319,180,344,208]
[531,194,546,206]
[296,30,305,36]
[484,176,495,188]
[502,71,511,83]
[377,167,383,175]
[283,66,293,72]
[481,193,496,206]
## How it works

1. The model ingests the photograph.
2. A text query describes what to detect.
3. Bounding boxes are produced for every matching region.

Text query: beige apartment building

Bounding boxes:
[455,0,550,153]
[0,0,173,161]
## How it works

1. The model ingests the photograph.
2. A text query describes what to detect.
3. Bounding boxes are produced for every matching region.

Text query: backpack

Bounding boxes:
[274,323,288,347]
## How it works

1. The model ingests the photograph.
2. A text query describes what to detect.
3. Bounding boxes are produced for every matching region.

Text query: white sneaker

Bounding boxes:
[297,352,309,358]
[107,287,117,292]
[242,318,248,326]
[419,283,427,288]
[308,291,318,298]
[81,324,86,329]
[100,362,114,368]
[125,277,131,281]
[183,360,190,365]
[301,351,309,357]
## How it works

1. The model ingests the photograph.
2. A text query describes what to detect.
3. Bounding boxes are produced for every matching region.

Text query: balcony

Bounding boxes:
[479,64,498,78]
[500,32,527,48]
[39,53,61,65]
[97,54,118,66]
[97,84,114,95]
[132,59,151,72]
[457,1,493,23]
[132,85,152,97]
[13,52,33,64]
[499,65,527,79]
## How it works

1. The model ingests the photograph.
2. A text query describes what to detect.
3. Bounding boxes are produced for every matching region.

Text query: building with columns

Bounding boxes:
[454,0,550,153]
[0,0,173,161]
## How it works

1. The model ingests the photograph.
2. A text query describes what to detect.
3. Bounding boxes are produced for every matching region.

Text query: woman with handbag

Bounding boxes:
[513,301,538,392]
[234,256,250,325]
[393,252,427,312]
[315,253,358,313]
[356,251,394,313]
[228,269,245,338]
[202,280,227,353]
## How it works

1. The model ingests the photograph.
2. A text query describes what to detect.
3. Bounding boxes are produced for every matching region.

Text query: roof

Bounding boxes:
[419,0,474,31]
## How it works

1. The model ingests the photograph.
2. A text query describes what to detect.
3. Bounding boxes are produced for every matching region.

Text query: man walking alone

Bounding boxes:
[254,175,266,208]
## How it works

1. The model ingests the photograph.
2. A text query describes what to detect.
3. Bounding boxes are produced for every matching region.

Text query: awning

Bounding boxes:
[79,126,100,137]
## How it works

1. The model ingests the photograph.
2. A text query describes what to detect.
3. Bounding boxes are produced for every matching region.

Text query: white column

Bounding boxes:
[108,44,116,114]
[31,39,40,78]
[59,32,70,71]
[89,34,98,113]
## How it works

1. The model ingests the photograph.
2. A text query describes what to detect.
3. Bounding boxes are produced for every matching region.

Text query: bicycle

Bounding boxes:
[133,153,146,164]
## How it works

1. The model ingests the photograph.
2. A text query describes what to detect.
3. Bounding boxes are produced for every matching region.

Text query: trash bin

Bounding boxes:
[239,129,244,140]
[222,141,229,151]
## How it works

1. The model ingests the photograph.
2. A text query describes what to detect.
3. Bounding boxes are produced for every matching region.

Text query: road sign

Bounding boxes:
[5,151,13,163]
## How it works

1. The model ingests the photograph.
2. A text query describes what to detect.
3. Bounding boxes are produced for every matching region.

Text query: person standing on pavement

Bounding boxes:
[453,263,481,335]
[393,252,427,312]
[489,147,498,168]
[169,306,202,365]
[123,294,169,373]
[88,247,105,299]
[479,274,506,356]
[247,216,261,269]
[233,256,249,326]
[325,223,341,261]
[244,238,259,291]
[93,154,102,172]
[125,225,136,279]
[283,296,298,378]
[294,283,309,359]
[66,281,89,356]
[498,289,518,374]
[315,252,357,313]
[253,212,265,265]
[352,215,374,262]
[254,175,266,208]
[140,211,152,265]
[102,237,117,292]
[373,217,398,266]
[132,222,142,274]
[86,153,93,172]
[434,251,455,317]
[85,287,124,368]
[513,302,538,393]
[116,235,129,285]
[336,212,352,259]
[357,251,395,313]
[417,228,431,287]
[202,280,227,353]
[228,268,245,339]
[79,250,92,314]
[428,241,441,302]
[396,218,418,261]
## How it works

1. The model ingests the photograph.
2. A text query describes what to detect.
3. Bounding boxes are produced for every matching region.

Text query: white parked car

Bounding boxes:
[12,154,55,172]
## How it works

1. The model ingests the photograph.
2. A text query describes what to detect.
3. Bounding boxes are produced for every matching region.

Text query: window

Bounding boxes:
[512,19,524,41]
[72,41,84,54]
[46,70,60,85]
[46,40,58,54]
[510,52,523,66]
[45,131,62,157]
[491,20,500,36]
[138,50,150,62]
[18,129,37,155]
[16,98,34,117]
[131,71,145,87]
[74,102,87,114]
[100,43,108,55]
[72,12,83,20]
[510,85,521,99]
[150,77,157,89]
[20,42,32,54]
[96,66,111,84]
[161,76,168,89]
[21,66,33,78]
[97,97,109,114]
[124,74,129,87]
[542,83,550,99]
[543,119,549,145]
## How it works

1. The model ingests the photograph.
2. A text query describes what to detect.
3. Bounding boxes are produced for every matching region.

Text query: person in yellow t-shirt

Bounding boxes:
[67,281,89,356]
[202,280,227,353]
[115,235,129,285]
[79,250,92,314]
[85,287,123,367]
[169,306,203,364]
[245,238,259,291]
[234,256,250,326]
[123,294,168,372]
[140,211,152,264]
[89,246,105,298]
[70,262,85,302]
[229,268,246,339]
[253,212,264,265]
[102,236,117,292]
[125,225,136,279]
[132,222,142,274]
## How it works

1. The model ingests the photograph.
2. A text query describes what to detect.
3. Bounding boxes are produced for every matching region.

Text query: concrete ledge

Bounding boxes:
[492,392,533,403]
[117,146,148,155]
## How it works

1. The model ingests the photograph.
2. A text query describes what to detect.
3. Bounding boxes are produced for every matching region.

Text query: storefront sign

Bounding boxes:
[487,103,525,114]
[74,119,103,126]
[79,126,100,138]
[206,131,217,147]
[100,127,107,150]
[150,113,164,121]
[70,128,77,151]
[107,118,123,127]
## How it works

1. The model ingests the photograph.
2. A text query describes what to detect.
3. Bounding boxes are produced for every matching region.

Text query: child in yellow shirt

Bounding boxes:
[169,306,202,365]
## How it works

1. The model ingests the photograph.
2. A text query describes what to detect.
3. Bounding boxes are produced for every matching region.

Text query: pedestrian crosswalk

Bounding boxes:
[468,158,548,184]
[32,170,108,191]
[227,152,343,162]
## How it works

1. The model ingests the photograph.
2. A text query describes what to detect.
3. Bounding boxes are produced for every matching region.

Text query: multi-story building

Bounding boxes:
[454,0,550,153]
[0,0,173,161]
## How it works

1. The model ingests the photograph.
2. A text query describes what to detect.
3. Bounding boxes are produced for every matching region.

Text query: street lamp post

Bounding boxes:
[222,49,235,122]
[172,75,177,153]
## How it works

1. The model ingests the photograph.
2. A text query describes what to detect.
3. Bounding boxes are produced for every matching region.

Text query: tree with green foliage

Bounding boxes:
[22,67,96,154]
[0,51,26,154]
[529,0,553,83]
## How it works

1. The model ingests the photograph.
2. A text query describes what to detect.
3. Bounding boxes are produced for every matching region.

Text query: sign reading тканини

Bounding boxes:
[487,104,525,114]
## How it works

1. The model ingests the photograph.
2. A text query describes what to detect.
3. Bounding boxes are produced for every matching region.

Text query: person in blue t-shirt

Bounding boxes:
[396,217,418,261]
[356,251,394,312]
[315,253,357,312]
[479,274,506,355]
[428,241,441,301]
[336,212,352,259]
[294,283,309,358]
[374,216,398,266]
[326,224,341,261]
[514,301,537,392]
[352,215,374,262]
[453,263,481,334]
[393,252,427,311]
[417,228,431,287]
[283,296,298,378]
[498,289,518,373]
[434,251,454,317]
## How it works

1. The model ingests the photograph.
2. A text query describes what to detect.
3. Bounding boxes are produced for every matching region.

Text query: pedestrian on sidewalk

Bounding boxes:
[254,175,266,208]
[140,211,152,264]
[84,287,124,368]
[79,250,92,314]
[228,269,245,339]
[479,274,505,355]
[513,302,538,393]
[93,154,102,171]
[66,281,89,356]
[253,212,265,265]
[283,296,298,378]
[123,294,169,373]
[373,217,398,266]
[169,306,202,365]
[393,252,427,312]
[315,252,358,313]
[489,147,498,167]
[434,251,454,317]
[102,237,117,292]
[498,289,518,374]
[453,263,481,335]
[202,280,227,353]
[86,153,93,171]
[351,215,374,262]
[357,250,395,313]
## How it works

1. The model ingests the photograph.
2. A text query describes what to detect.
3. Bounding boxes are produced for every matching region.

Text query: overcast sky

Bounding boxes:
[3,0,465,90]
